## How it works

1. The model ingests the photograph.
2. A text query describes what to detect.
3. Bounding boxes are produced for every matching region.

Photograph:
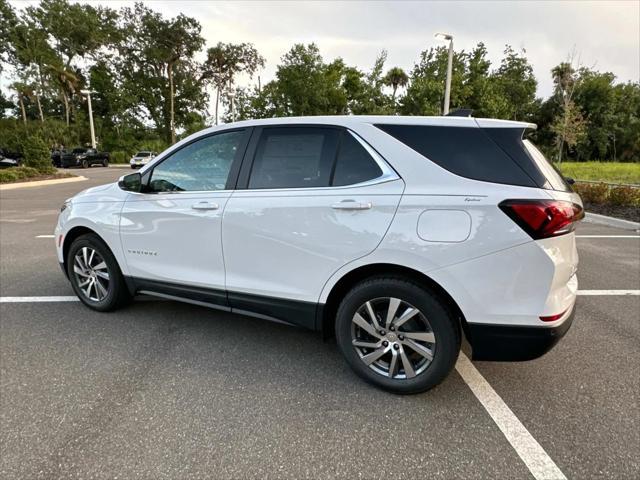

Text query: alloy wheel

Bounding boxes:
[73,247,110,302]
[351,297,436,379]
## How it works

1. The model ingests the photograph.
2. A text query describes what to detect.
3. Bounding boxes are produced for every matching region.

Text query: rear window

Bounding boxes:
[376,124,536,187]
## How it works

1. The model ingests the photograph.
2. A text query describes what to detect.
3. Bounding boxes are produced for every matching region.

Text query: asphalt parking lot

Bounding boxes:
[1,167,639,479]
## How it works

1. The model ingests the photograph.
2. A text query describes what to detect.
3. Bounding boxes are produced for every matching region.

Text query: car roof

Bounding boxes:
[215,115,535,131]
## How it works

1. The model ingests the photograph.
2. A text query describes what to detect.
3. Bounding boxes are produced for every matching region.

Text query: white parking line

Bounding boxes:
[576,235,639,238]
[0,296,79,303]
[35,235,55,238]
[456,353,567,480]
[577,290,639,296]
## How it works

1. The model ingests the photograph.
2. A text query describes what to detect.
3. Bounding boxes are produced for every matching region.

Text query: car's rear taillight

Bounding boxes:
[499,199,584,240]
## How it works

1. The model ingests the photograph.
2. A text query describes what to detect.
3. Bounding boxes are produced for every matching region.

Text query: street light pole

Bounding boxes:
[80,89,96,149]
[435,33,454,115]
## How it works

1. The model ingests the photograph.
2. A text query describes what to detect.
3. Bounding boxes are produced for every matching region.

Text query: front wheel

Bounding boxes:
[102,159,109,167]
[335,277,460,394]
[81,159,89,168]
[67,233,130,312]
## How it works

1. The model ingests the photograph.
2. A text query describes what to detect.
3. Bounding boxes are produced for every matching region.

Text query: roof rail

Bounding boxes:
[446,109,473,117]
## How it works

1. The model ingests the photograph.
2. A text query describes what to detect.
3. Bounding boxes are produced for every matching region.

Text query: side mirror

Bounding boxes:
[564,176,576,185]
[118,172,142,192]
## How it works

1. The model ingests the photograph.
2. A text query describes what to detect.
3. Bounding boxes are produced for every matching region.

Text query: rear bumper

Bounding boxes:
[467,303,575,361]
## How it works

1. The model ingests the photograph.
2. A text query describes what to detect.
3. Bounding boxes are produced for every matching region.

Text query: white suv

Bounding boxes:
[55,116,583,393]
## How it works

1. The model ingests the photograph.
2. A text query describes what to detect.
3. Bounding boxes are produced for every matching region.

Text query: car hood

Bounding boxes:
[72,182,126,203]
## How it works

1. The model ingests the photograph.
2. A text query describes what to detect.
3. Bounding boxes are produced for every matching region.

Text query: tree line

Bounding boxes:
[1,0,638,162]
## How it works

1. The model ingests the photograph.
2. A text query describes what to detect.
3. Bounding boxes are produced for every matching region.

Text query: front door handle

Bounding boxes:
[331,200,372,210]
[191,201,219,211]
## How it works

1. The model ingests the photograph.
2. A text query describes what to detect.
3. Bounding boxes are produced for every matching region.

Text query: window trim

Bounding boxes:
[138,127,252,195]
[236,124,398,192]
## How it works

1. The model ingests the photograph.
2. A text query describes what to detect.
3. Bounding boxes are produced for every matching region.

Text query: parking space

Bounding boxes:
[1,169,639,479]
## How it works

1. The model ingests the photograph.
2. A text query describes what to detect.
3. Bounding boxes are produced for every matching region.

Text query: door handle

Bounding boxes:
[331,200,372,210]
[191,201,219,211]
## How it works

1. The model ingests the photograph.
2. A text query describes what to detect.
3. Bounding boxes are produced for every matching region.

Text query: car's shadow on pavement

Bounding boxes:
[78,297,461,402]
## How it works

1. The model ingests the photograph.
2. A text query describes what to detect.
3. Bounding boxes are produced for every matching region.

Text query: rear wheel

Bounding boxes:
[67,234,130,312]
[102,158,109,167]
[81,159,89,168]
[335,277,460,394]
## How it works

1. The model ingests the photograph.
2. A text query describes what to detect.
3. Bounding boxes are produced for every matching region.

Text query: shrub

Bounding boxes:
[0,169,20,183]
[110,151,128,164]
[0,166,62,184]
[573,183,609,204]
[608,186,640,206]
[22,135,52,172]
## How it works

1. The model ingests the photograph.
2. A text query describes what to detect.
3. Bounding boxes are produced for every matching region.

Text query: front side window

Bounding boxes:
[148,130,245,192]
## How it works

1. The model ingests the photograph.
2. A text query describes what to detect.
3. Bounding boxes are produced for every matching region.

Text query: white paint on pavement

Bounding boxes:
[35,235,55,238]
[577,290,639,296]
[576,235,639,238]
[456,353,567,480]
[0,296,79,303]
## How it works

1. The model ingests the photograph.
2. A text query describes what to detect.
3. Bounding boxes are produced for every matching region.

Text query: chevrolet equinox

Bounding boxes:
[55,116,583,393]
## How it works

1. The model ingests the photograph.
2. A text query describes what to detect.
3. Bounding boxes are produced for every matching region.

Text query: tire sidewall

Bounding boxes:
[66,235,124,312]
[336,278,460,394]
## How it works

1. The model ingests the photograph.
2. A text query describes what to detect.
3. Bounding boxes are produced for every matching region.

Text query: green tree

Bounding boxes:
[33,0,119,69]
[400,46,467,115]
[0,0,17,74]
[202,42,264,124]
[117,2,205,143]
[492,46,537,120]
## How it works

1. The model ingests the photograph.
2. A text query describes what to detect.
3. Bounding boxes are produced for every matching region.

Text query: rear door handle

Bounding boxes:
[191,201,219,211]
[331,200,372,210]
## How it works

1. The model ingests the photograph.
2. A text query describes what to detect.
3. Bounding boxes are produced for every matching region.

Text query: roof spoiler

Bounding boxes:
[446,108,473,117]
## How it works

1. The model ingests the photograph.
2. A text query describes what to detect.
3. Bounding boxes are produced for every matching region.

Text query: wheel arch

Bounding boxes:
[318,263,469,340]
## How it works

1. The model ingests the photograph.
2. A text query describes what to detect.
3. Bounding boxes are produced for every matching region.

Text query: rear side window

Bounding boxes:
[522,140,572,191]
[249,127,339,189]
[375,124,536,187]
[332,132,383,186]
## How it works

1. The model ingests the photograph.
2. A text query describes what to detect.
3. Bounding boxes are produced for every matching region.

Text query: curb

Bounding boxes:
[584,212,640,231]
[109,164,132,168]
[0,175,87,191]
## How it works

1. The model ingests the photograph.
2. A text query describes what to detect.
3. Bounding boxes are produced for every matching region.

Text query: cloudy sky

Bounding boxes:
[7,0,640,98]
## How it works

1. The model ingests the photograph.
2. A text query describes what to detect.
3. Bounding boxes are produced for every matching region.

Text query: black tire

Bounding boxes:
[335,276,460,394]
[66,233,131,312]
[102,159,109,167]
[81,159,89,168]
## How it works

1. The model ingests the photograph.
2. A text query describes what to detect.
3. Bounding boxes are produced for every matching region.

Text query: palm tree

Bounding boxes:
[12,82,29,125]
[383,67,409,102]
[47,64,79,126]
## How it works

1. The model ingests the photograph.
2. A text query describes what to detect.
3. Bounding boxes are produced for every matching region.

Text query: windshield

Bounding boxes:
[136,152,151,157]
[72,148,86,154]
[523,140,572,191]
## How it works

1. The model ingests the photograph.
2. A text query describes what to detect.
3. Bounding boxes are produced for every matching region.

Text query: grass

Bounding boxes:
[557,161,640,185]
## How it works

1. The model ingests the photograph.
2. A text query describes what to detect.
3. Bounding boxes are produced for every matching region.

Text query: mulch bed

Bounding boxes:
[584,202,640,223]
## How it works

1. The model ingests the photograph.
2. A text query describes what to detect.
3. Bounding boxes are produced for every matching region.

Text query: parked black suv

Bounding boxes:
[61,148,110,168]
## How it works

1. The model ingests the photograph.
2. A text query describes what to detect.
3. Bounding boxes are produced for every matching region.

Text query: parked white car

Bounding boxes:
[129,151,155,169]
[55,116,583,393]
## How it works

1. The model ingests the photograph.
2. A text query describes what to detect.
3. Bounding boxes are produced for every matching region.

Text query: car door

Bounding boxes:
[119,128,251,306]
[222,125,404,328]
